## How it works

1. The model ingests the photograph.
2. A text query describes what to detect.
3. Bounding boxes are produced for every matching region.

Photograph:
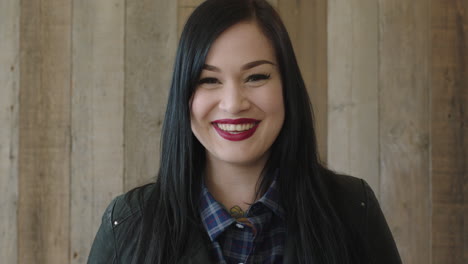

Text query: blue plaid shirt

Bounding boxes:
[199,177,286,264]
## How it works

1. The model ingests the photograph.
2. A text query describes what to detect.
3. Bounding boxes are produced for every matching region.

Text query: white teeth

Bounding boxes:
[217,123,256,132]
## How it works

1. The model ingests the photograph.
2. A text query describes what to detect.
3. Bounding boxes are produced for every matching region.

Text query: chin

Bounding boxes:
[216,151,268,167]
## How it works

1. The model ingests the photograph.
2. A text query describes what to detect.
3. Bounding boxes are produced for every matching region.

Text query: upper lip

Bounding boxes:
[212,118,260,124]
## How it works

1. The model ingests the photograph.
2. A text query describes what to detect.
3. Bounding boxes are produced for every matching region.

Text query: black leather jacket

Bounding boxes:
[88,173,402,263]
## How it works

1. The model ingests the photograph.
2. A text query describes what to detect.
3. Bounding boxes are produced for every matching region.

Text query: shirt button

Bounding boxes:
[235,223,244,229]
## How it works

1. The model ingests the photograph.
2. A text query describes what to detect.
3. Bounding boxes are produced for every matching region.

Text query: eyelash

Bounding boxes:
[198,74,271,85]
[198,77,219,85]
[246,73,271,82]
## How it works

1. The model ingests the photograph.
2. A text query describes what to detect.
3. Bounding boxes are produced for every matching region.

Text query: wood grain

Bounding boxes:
[70,1,125,263]
[278,0,328,161]
[178,6,196,37]
[0,1,462,264]
[327,0,380,192]
[0,0,19,263]
[266,0,278,8]
[125,0,178,190]
[18,0,72,263]
[178,0,204,6]
[431,0,468,263]
[379,0,431,263]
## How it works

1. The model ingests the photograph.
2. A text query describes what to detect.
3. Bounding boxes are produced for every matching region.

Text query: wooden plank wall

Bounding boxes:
[0,1,19,264]
[70,1,125,263]
[178,0,204,35]
[278,0,328,161]
[379,0,431,262]
[328,0,467,263]
[0,0,466,264]
[124,0,177,191]
[329,0,433,262]
[431,0,468,263]
[327,0,380,191]
[18,1,72,263]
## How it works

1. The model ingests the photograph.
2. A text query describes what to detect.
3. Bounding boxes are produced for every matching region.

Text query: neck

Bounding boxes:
[204,155,267,214]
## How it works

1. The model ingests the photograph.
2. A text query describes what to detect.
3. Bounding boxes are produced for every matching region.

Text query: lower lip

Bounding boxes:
[212,123,259,141]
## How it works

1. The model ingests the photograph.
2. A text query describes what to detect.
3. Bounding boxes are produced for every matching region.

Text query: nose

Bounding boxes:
[219,81,250,114]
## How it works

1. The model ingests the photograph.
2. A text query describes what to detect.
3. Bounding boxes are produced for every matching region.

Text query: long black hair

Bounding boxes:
[129,0,366,263]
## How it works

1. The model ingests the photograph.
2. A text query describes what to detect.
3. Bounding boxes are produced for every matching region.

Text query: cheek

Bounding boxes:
[255,83,285,116]
[190,91,204,120]
[190,90,215,128]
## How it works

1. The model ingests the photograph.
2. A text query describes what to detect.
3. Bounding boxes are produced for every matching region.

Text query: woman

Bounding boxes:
[88,0,401,263]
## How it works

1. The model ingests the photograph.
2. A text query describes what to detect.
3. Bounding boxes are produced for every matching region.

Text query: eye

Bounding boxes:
[246,73,271,82]
[198,77,220,85]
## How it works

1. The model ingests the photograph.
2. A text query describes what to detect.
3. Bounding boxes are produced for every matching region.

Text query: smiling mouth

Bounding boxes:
[215,123,257,134]
[211,119,260,141]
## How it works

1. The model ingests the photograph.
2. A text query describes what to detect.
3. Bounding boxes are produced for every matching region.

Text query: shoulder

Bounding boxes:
[319,170,370,212]
[320,171,367,194]
[88,184,155,264]
[319,170,382,229]
[319,170,402,263]
[111,183,155,226]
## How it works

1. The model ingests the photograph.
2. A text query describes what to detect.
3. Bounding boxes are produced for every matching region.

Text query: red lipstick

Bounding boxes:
[212,118,260,141]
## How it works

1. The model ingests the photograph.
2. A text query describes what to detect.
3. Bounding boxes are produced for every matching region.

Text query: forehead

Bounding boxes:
[204,21,277,66]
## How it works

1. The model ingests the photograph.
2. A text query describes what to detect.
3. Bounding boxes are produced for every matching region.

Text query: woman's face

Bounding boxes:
[190,21,285,167]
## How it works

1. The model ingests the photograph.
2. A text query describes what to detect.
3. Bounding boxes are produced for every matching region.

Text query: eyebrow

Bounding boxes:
[202,60,276,72]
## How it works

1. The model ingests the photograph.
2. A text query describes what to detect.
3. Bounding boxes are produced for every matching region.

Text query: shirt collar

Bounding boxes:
[199,172,284,242]
[254,177,285,219]
[199,184,235,241]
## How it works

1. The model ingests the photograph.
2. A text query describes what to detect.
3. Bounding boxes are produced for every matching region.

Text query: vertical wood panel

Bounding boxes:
[327,0,380,192]
[177,0,202,37]
[178,6,194,37]
[71,0,125,263]
[379,0,431,263]
[18,0,72,263]
[431,0,468,263]
[179,0,204,4]
[267,0,278,7]
[0,0,19,263]
[0,1,461,264]
[278,0,328,161]
[125,0,178,190]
